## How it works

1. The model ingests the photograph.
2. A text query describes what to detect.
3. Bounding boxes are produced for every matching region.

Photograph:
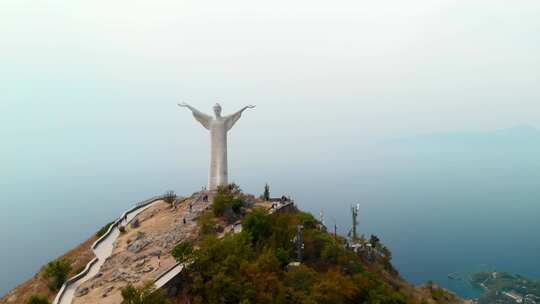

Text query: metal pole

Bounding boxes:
[296,225,303,262]
[333,218,337,240]
[351,204,360,242]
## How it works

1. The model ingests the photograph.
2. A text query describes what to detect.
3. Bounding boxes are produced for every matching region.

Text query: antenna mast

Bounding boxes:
[351,204,359,241]
[333,218,337,240]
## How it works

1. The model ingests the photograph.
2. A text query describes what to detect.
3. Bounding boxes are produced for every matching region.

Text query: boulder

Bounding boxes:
[75,287,89,297]
[131,218,140,229]
[214,224,225,233]
[6,293,17,303]
[135,258,146,268]
[127,236,150,253]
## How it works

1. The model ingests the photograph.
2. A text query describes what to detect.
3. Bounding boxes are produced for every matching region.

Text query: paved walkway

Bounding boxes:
[54,198,163,304]
[56,193,279,304]
[154,263,184,289]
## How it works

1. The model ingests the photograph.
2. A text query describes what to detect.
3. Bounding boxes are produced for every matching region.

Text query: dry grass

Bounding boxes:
[0,236,97,304]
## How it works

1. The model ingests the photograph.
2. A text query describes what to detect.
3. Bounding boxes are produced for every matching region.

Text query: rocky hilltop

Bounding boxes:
[1,187,466,304]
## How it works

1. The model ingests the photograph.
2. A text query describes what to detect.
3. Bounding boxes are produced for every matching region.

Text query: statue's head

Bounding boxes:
[213,103,222,117]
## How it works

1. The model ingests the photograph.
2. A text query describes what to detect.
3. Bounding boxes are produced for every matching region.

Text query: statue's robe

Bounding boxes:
[190,109,243,190]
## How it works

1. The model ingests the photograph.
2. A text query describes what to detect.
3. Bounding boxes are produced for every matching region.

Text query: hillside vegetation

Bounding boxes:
[2,186,463,304]
[164,186,462,304]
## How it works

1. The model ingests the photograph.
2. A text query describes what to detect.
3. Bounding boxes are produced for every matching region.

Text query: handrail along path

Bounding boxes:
[53,195,165,304]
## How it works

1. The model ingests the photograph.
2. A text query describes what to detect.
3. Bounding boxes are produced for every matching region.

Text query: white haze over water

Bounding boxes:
[1,0,540,297]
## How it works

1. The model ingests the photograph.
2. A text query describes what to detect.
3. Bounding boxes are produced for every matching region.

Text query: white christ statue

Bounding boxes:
[177,102,255,190]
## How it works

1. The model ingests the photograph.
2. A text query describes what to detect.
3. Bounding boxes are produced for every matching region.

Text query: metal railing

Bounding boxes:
[53,195,165,304]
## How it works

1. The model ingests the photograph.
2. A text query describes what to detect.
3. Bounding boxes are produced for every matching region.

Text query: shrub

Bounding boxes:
[171,241,194,264]
[119,226,126,233]
[212,194,230,216]
[380,245,393,269]
[321,241,341,264]
[179,208,410,304]
[297,212,317,229]
[312,270,359,304]
[284,264,318,292]
[212,187,244,217]
[216,184,231,195]
[213,186,233,216]
[228,183,242,193]
[242,209,272,245]
[96,221,113,237]
[27,295,51,304]
[275,247,290,266]
[163,190,177,207]
[431,287,446,302]
[74,265,85,275]
[425,281,447,303]
[303,230,334,261]
[197,210,216,236]
[369,234,380,249]
[231,198,243,214]
[43,259,72,291]
[121,282,171,304]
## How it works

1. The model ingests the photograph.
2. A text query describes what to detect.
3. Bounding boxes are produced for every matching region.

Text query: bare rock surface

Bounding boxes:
[75,287,89,297]
[72,195,209,304]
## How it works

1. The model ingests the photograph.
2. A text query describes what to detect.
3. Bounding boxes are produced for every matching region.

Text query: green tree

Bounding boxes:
[242,209,272,245]
[212,187,234,216]
[275,247,290,266]
[311,270,359,304]
[321,241,341,264]
[27,295,51,304]
[171,241,194,264]
[297,212,317,230]
[121,282,171,304]
[198,210,216,235]
[212,185,245,219]
[43,259,72,291]
[381,246,392,264]
[188,234,255,304]
[262,183,270,201]
[369,234,380,249]
[302,230,333,261]
[180,205,412,304]
[284,264,317,293]
[228,183,242,193]
[231,198,244,214]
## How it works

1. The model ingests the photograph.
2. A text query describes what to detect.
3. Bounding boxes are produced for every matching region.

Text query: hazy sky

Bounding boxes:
[2,1,540,294]
[2,0,540,135]
[2,0,540,181]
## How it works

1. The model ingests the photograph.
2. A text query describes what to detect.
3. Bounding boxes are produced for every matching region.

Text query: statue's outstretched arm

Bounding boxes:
[177,103,212,130]
[225,105,255,131]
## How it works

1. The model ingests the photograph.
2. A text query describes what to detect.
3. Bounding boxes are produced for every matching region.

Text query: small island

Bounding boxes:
[470,271,540,304]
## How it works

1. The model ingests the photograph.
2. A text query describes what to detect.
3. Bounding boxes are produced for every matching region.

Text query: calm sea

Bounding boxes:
[2,130,539,299]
